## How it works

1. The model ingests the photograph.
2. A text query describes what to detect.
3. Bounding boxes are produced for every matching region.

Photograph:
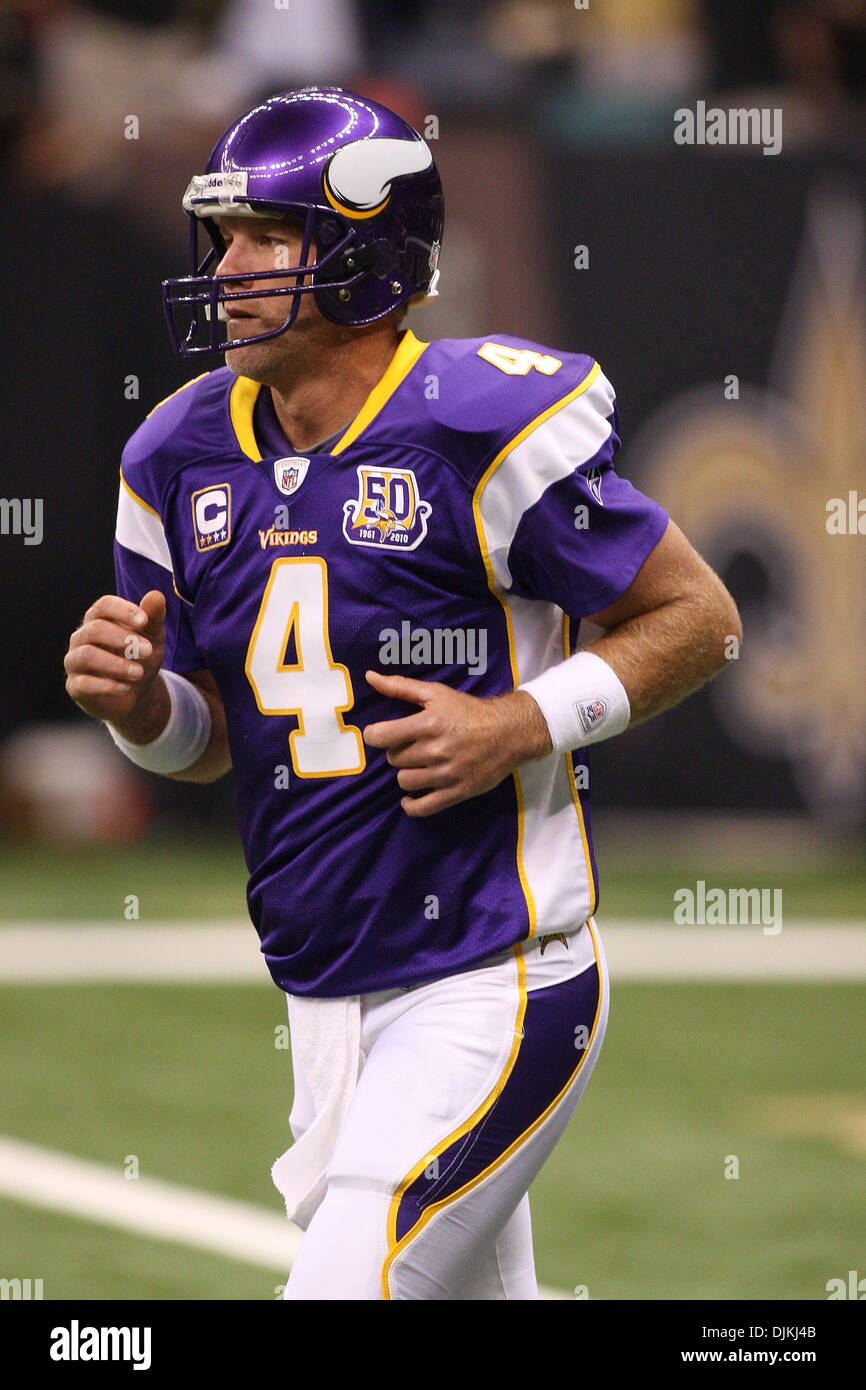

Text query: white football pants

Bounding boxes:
[282,918,608,1300]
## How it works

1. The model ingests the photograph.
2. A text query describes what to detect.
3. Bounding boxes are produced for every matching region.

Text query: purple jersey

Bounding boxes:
[114,331,667,996]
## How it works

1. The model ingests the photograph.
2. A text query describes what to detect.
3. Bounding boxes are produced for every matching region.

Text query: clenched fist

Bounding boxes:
[64,590,170,744]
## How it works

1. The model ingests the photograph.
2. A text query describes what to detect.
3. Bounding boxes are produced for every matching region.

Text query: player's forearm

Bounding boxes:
[108,677,171,745]
[165,692,231,782]
[586,580,742,726]
[161,674,231,783]
[495,689,554,761]
[108,674,232,783]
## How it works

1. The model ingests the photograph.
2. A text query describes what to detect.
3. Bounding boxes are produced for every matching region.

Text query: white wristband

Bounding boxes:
[519,650,631,753]
[107,669,212,774]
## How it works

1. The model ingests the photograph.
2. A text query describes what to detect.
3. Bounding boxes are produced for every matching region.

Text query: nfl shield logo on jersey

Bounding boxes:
[274,457,310,497]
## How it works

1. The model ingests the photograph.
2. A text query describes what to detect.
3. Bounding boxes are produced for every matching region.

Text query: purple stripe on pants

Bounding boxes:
[394,961,601,1245]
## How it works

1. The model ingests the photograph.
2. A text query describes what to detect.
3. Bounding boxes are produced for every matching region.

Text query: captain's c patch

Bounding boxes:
[192,484,232,553]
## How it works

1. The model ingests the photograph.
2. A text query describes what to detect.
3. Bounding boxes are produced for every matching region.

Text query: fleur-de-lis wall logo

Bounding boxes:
[633,187,866,822]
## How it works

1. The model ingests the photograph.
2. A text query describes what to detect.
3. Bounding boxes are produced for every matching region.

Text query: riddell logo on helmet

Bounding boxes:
[200,172,246,192]
[183,171,249,212]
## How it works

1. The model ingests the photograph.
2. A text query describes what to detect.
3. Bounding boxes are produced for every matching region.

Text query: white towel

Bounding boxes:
[271,994,362,1230]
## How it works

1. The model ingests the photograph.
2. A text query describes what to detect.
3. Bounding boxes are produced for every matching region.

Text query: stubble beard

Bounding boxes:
[222,300,326,388]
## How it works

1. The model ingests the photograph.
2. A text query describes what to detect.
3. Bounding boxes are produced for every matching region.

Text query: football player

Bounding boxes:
[64,87,741,1299]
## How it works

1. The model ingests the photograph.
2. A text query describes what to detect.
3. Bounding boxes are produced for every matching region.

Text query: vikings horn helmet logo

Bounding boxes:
[323,138,435,219]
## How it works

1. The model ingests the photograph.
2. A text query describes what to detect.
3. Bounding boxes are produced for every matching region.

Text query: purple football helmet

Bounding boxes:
[162,86,444,356]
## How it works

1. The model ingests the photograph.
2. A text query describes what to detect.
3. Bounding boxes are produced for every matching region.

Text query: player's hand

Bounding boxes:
[64,590,168,735]
[363,670,552,817]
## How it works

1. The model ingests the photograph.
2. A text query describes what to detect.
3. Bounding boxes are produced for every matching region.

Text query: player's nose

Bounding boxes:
[214,240,255,282]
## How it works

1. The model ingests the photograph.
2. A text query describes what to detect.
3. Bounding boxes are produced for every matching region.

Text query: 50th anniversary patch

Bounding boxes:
[342,465,432,550]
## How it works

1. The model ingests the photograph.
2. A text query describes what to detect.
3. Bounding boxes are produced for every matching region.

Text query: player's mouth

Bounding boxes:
[225,310,262,331]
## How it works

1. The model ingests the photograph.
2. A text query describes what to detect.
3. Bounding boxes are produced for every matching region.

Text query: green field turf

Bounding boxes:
[0,981,861,1300]
[0,837,864,920]
[0,1201,280,1301]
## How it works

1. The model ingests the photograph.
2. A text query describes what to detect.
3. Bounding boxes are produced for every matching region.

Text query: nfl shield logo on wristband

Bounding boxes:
[576,697,608,733]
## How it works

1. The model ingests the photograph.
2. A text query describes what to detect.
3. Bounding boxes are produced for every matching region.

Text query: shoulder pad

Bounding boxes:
[425,335,599,438]
[120,368,235,506]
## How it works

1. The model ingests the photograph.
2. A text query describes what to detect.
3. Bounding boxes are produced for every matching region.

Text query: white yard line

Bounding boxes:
[0,923,271,983]
[0,1133,299,1271]
[0,921,865,982]
[0,1135,569,1299]
[600,922,866,981]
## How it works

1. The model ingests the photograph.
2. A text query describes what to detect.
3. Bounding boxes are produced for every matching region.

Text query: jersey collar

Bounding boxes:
[228,328,429,463]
